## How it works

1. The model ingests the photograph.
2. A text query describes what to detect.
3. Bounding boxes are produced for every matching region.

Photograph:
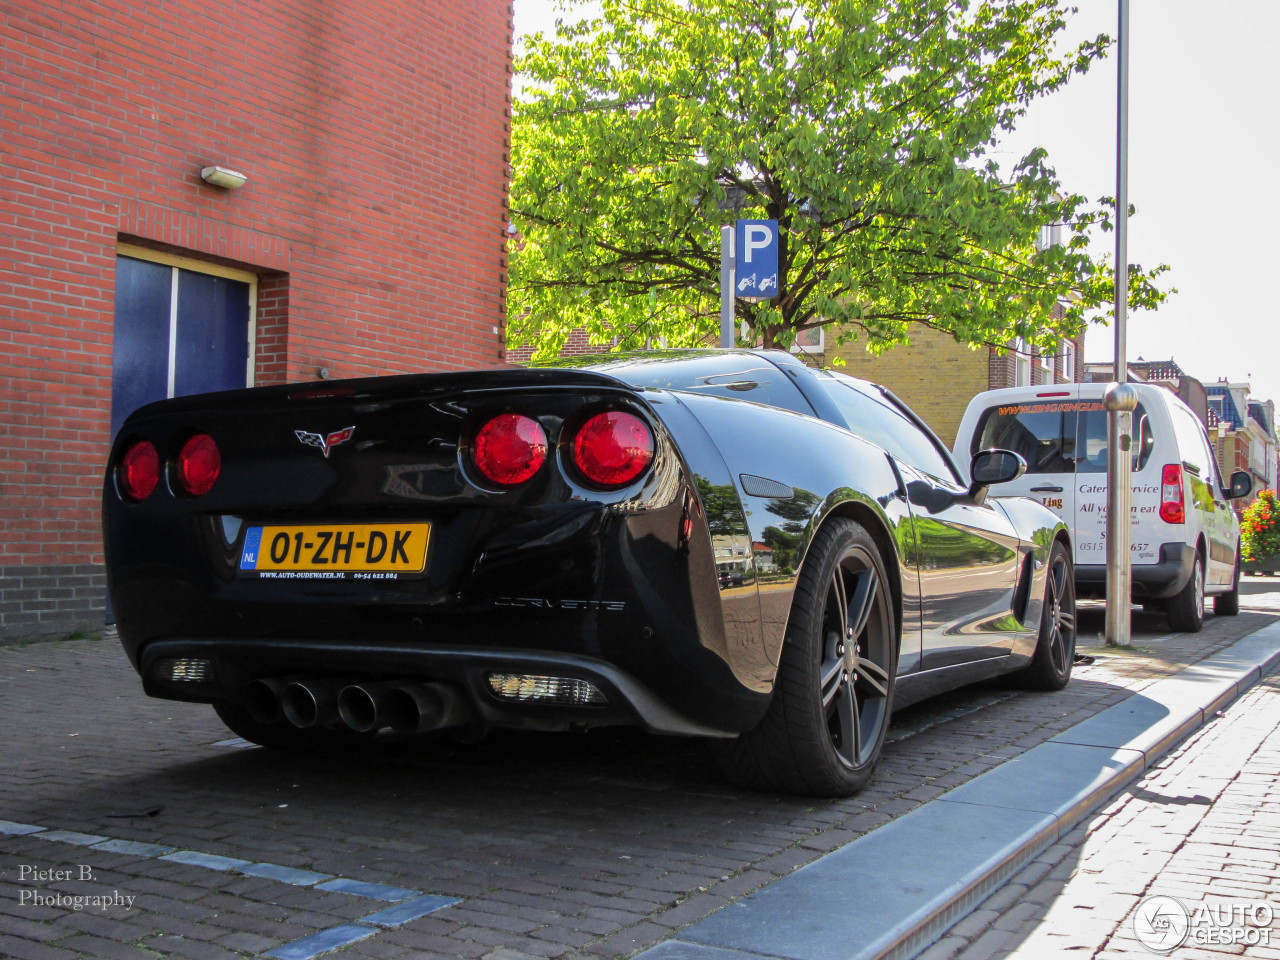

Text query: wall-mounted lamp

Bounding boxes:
[200,165,248,190]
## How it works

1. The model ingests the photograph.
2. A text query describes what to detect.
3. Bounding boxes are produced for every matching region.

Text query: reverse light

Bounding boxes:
[155,657,215,683]
[119,440,161,501]
[486,673,607,706]
[176,433,221,496]
[572,411,654,488]
[474,413,548,486]
[1160,463,1185,524]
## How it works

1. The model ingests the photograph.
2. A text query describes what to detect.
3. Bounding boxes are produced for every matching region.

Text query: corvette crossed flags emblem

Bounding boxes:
[295,426,355,458]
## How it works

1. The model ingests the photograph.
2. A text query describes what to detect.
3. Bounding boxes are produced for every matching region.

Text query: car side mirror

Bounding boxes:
[1228,470,1252,500]
[968,449,1027,506]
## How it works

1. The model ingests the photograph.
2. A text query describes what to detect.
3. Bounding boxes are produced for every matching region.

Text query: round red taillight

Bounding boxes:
[572,412,654,488]
[474,413,548,486]
[177,433,221,496]
[119,440,161,501]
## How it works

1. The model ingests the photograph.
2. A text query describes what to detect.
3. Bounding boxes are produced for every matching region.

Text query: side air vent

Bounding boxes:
[740,474,794,499]
[1012,552,1035,624]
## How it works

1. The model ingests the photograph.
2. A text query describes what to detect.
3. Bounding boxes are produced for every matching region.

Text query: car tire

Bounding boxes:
[1166,552,1205,633]
[720,518,896,797]
[1213,548,1242,617]
[1006,540,1076,691]
[213,700,371,752]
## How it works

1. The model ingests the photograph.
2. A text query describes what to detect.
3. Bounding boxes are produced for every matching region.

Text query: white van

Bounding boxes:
[954,383,1252,632]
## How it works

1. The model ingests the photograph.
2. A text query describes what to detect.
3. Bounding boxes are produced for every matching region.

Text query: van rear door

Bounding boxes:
[959,388,1081,538]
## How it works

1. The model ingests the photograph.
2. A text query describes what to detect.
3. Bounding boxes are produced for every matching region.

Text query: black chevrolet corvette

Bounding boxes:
[104,349,1074,796]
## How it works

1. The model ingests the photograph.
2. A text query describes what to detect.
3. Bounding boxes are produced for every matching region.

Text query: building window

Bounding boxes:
[738,322,824,355]
[1015,338,1031,387]
[1037,223,1063,251]
[1061,340,1076,382]
[1040,349,1053,373]
[790,325,824,355]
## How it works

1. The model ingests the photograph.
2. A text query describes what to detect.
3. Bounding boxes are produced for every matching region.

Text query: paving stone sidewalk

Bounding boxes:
[921,669,1280,960]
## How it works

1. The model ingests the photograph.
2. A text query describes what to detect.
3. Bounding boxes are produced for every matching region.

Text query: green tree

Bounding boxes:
[510,0,1168,358]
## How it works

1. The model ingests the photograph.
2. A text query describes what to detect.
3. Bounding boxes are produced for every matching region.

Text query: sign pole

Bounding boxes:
[720,226,734,348]
[1105,0,1133,646]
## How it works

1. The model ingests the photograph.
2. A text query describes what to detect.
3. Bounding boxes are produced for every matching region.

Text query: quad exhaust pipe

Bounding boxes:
[245,677,471,734]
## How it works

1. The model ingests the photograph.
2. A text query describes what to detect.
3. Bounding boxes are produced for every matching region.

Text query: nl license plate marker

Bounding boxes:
[239,523,431,579]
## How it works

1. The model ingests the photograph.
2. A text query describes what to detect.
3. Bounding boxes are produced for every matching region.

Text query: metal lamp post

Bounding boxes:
[1105,0,1132,645]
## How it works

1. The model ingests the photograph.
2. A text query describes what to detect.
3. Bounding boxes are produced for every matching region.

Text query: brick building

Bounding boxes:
[830,306,1084,447]
[1,1,514,637]
[1207,381,1278,495]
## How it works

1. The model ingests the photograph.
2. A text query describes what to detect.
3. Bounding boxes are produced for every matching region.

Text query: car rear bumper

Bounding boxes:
[137,636,748,739]
[1076,542,1197,600]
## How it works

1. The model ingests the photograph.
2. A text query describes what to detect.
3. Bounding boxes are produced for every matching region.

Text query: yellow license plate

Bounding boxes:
[239,523,431,579]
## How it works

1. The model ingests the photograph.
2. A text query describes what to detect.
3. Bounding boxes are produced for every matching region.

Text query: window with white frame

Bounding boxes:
[1015,338,1031,386]
[738,322,825,354]
[1061,340,1076,382]
[1037,222,1063,251]
[790,325,824,355]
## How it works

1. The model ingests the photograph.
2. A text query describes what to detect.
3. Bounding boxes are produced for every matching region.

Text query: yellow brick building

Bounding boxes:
[829,311,1083,447]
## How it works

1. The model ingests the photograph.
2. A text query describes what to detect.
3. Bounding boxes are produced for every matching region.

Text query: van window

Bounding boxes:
[970,401,1080,474]
[1169,406,1217,482]
[970,400,1153,474]
[1075,403,1155,474]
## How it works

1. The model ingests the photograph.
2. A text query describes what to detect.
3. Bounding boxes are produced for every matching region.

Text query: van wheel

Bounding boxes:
[1166,554,1205,633]
[1214,549,1241,617]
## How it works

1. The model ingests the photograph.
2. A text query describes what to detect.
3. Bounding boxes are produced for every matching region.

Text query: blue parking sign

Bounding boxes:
[735,220,779,301]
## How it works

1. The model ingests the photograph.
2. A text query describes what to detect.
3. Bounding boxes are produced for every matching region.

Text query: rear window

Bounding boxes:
[1075,404,1155,474]
[577,353,816,417]
[971,400,1154,474]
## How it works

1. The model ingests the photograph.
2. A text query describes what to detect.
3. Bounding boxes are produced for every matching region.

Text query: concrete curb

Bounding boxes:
[634,622,1280,960]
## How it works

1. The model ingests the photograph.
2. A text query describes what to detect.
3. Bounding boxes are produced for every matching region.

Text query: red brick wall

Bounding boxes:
[0,0,512,634]
[508,328,619,364]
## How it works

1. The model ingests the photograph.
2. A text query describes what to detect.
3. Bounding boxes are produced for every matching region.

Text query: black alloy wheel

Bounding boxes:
[819,538,893,768]
[721,518,897,797]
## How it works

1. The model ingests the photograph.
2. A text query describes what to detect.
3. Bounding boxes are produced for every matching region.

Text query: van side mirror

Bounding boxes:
[1228,470,1252,500]
[968,449,1027,505]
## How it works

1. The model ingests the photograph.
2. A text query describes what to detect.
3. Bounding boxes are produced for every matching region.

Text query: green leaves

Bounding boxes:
[509,0,1168,359]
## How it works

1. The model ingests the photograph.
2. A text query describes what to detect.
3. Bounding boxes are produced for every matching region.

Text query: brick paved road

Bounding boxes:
[2,584,1278,960]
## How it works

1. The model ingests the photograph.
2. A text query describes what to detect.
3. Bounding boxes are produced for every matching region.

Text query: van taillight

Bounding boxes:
[1160,463,1185,524]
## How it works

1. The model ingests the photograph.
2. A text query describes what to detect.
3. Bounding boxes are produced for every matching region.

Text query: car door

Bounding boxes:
[819,378,1022,670]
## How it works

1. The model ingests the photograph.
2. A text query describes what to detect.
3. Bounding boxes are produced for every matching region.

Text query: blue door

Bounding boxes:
[111,254,252,440]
